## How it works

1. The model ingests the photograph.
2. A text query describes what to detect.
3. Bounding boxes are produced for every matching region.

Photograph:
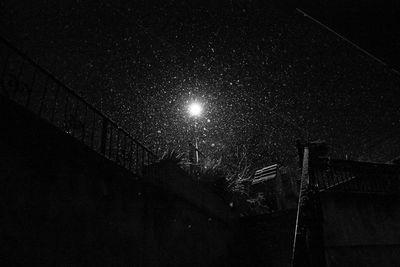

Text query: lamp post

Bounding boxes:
[187,101,202,164]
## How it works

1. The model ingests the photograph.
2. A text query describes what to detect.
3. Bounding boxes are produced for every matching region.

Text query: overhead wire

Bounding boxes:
[296,8,400,77]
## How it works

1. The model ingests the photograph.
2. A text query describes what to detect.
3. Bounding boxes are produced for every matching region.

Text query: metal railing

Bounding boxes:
[0,36,157,177]
[311,159,399,194]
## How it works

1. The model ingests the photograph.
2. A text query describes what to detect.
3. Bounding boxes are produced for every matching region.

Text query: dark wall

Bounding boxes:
[0,98,232,266]
[229,210,297,267]
[320,191,400,267]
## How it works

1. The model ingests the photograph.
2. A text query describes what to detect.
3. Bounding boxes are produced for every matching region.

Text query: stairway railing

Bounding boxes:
[312,159,399,194]
[0,36,157,177]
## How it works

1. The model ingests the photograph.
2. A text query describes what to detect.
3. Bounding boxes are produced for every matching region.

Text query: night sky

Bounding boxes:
[298,0,400,71]
[1,0,399,168]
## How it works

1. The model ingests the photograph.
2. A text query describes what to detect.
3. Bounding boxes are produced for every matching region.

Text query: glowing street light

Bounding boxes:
[188,102,203,117]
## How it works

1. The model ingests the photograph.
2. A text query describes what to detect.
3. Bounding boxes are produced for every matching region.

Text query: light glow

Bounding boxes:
[188,102,203,117]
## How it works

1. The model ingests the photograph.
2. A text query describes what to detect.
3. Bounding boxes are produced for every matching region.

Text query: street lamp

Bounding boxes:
[187,101,203,165]
[188,102,202,117]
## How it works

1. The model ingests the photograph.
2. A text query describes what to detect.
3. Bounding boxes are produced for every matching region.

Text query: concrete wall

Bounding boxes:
[0,98,232,266]
[320,191,400,267]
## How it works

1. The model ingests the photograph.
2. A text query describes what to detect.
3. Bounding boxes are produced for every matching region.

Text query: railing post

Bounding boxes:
[100,117,108,155]
[25,69,37,108]
[141,147,145,175]
[188,142,194,176]
[0,52,11,98]
[12,58,25,99]
[64,93,69,131]
[81,105,88,142]
[129,140,134,171]
[38,76,49,116]
[50,85,60,123]
[116,129,120,163]
[108,126,113,159]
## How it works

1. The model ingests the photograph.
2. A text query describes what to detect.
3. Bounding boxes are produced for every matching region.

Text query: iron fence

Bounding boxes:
[0,36,157,177]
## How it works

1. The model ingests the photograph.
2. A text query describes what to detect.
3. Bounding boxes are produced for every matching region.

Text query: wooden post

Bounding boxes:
[292,142,326,267]
[292,145,310,267]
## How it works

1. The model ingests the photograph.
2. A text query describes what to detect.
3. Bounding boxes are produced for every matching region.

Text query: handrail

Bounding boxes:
[0,36,157,177]
[312,159,399,194]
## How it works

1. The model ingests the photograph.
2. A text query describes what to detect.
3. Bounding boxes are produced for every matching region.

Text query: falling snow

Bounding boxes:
[2,1,399,168]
